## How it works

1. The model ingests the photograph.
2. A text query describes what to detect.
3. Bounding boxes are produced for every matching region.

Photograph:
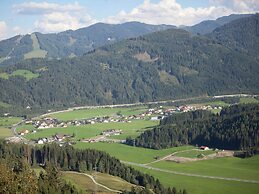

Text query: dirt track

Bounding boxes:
[165,150,235,163]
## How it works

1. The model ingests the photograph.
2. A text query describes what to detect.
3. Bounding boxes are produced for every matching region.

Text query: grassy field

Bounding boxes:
[0,117,21,126]
[49,106,148,121]
[24,33,47,59]
[0,72,9,79]
[62,171,135,193]
[62,171,110,194]
[11,70,39,81]
[0,127,13,138]
[90,171,135,191]
[240,97,259,104]
[25,119,158,140]
[174,149,216,158]
[16,124,36,132]
[133,164,259,194]
[0,101,11,108]
[0,69,39,81]
[74,142,193,164]
[0,117,22,138]
[149,155,259,181]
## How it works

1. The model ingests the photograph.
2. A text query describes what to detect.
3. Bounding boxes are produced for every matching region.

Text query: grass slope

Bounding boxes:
[0,117,21,126]
[133,165,259,194]
[74,142,193,164]
[150,155,259,181]
[0,70,39,81]
[174,149,216,158]
[0,127,13,138]
[62,171,135,193]
[24,33,47,59]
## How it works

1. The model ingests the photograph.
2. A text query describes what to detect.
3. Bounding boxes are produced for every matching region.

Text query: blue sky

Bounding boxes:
[0,0,258,40]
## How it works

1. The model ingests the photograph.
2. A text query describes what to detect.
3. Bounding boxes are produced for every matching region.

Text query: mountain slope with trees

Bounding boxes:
[0,22,174,66]
[183,14,251,35]
[0,14,259,115]
[126,104,259,150]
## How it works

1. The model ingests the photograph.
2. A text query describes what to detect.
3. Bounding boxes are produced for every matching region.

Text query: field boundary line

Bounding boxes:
[122,161,259,184]
[65,171,122,193]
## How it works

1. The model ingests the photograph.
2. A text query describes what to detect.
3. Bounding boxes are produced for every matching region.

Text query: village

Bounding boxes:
[15,104,222,145]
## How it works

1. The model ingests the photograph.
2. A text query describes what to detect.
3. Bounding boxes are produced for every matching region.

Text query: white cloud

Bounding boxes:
[13,1,97,33]
[34,12,97,33]
[0,21,7,40]
[106,0,259,26]
[13,1,83,15]
[210,0,259,13]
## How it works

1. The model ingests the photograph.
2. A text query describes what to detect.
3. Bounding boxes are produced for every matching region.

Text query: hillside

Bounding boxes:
[0,14,259,115]
[126,103,259,150]
[0,22,174,66]
[208,13,259,57]
[183,14,251,35]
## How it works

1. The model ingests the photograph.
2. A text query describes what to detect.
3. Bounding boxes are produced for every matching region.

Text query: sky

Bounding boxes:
[0,0,258,40]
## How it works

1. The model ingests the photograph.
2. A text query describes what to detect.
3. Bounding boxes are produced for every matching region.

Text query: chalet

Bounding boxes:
[38,139,44,144]
[200,146,209,150]
[19,129,29,136]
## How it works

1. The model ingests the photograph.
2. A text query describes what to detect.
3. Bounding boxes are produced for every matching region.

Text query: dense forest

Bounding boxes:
[0,158,80,194]
[0,22,174,66]
[0,141,185,194]
[0,14,258,115]
[126,104,259,150]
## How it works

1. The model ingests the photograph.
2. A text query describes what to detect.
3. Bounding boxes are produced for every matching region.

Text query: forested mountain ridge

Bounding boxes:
[0,14,251,66]
[183,14,252,35]
[127,103,259,150]
[0,22,174,66]
[208,13,259,57]
[0,14,259,115]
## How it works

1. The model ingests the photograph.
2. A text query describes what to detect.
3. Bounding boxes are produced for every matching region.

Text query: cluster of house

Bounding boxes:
[101,129,122,136]
[147,105,223,120]
[37,134,72,144]
[82,129,122,143]
[31,118,67,129]
[69,116,134,126]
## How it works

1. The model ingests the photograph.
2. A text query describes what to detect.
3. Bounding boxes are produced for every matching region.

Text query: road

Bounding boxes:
[66,171,122,193]
[121,161,259,184]
[36,93,258,119]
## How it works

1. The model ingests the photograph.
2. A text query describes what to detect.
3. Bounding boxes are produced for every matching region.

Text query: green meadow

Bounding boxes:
[0,116,22,138]
[24,33,47,59]
[133,164,259,194]
[0,69,39,81]
[174,149,216,158]
[49,106,148,121]
[0,117,21,126]
[240,97,259,104]
[25,119,158,140]
[74,142,193,164]
[149,155,259,181]
[0,127,13,138]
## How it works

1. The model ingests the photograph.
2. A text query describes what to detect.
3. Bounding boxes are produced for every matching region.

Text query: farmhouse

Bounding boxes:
[19,129,29,136]
[101,129,122,136]
[200,146,209,150]
[37,139,44,144]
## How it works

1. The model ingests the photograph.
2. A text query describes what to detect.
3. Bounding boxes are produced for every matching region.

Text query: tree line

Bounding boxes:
[126,104,259,150]
[0,141,186,194]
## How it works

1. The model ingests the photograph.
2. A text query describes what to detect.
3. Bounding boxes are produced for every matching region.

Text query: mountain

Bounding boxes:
[0,22,174,66]
[0,14,258,115]
[208,13,259,57]
[183,14,252,35]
